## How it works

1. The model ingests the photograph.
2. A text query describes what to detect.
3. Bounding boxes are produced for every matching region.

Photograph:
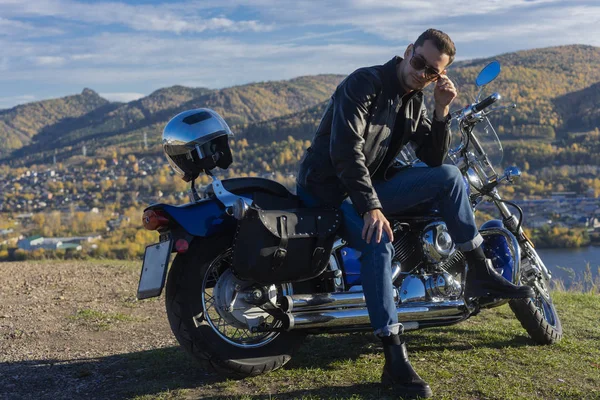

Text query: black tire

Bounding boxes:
[509,296,562,344]
[509,246,563,345]
[165,235,306,379]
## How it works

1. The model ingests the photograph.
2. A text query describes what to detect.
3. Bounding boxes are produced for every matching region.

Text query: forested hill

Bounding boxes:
[1,75,343,165]
[439,44,600,138]
[0,89,110,154]
[239,100,329,144]
[1,45,600,167]
[6,85,214,160]
[553,81,600,131]
[242,44,600,145]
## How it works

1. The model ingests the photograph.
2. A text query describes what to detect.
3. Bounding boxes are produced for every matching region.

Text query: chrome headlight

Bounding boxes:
[466,168,483,191]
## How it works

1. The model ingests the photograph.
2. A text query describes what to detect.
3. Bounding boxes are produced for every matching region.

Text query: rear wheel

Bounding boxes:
[509,245,562,344]
[165,235,306,379]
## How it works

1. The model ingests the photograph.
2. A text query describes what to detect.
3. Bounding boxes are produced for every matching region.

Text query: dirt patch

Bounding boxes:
[0,260,218,400]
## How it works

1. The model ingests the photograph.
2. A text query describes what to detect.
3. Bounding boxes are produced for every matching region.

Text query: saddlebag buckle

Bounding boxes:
[272,247,287,270]
[311,246,326,267]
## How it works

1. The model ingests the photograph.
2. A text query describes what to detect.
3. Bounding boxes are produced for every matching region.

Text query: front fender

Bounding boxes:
[146,197,237,237]
[480,219,521,284]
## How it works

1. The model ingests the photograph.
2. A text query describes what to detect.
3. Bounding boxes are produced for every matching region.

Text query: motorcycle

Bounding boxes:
[136,61,562,379]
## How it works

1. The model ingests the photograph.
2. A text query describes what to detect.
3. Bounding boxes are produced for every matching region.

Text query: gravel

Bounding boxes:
[0,260,214,400]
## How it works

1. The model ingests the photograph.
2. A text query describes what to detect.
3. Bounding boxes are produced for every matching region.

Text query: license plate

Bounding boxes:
[137,240,172,300]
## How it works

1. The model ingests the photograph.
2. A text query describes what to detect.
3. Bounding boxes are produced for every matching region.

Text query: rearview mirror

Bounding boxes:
[476,61,501,87]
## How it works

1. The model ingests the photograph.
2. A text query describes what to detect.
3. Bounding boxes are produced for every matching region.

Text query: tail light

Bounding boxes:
[175,238,189,253]
[142,209,170,231]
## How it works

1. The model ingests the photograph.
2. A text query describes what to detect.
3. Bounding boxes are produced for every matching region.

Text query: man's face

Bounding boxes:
[401,39,450,91]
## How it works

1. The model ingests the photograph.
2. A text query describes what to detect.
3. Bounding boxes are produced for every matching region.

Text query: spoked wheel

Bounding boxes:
[201,249,289,348]
[165,236,306,379]
[509,244,563,344]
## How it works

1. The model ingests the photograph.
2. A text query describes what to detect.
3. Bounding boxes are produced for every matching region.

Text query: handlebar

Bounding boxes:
[449,91,505,159]
[473,93,501,113]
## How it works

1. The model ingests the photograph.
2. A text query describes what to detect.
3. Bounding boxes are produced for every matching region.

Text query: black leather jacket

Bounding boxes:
[297,56,451,216]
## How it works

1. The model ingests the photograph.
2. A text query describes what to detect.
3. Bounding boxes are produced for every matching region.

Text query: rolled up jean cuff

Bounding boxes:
[456,233,484,252]
[374,323,403,337]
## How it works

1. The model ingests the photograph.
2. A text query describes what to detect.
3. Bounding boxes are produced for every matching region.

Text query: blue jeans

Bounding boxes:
[297,164,483,336]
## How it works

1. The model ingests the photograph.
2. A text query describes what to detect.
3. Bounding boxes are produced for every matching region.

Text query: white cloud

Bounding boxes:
[1,0,600,110]
[0,17,63,37]
[35,56,66,66]
[1,0,596,45]
[274,28,361,45]
[443,4,600,48]
[0,33,397,87]
[70,54,96,61]
[100,92,145,103]
[185,0,595,47]
[0,0,273,34]
[295,0,574,42]
[197,0,564,33]
[0,17,34,33]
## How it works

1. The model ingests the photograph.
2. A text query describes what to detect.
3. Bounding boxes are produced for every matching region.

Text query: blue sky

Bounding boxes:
[0,0,599,109]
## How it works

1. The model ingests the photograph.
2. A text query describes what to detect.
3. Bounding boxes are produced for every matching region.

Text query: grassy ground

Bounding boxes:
[126,291,599,400]
[2,259,597,399]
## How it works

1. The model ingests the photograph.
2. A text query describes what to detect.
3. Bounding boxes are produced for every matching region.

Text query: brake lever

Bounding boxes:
[482,103,517,117]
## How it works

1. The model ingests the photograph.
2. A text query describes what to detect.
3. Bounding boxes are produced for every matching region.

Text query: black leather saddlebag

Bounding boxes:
[232,206,341,284]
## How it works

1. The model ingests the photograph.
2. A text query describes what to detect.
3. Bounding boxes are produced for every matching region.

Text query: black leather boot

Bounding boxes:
[464,249,535,299]
[380,334,433,399]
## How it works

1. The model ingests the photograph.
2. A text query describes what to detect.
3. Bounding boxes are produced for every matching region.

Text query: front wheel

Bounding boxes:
[509,244,563,344]
[165,235,306,379]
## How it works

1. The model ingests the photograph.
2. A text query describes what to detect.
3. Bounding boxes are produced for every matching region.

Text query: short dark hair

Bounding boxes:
[414,29,456,66]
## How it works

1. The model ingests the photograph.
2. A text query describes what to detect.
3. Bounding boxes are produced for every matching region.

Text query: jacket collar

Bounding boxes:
[383,56,422,103]
[382,56,403,97]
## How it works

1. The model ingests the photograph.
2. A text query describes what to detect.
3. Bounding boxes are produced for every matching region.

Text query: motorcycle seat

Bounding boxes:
[205,177,293,199]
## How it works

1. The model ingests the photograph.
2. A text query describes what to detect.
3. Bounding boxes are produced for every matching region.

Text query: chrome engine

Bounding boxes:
[392,220,466,303]
[392,220,462,272]
[425,273,462,299]
[421,222,455,263]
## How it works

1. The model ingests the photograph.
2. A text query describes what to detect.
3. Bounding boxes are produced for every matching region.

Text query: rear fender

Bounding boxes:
[145,177,295,237]
[145,196,242,237]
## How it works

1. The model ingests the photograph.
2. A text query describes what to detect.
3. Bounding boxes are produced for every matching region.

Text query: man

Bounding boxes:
[296,29,534,399]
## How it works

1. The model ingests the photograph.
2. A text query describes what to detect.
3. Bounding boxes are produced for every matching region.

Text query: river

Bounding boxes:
[536,246,600,286]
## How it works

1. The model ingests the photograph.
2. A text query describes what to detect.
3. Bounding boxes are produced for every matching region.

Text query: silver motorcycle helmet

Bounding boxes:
[162,108,234,181]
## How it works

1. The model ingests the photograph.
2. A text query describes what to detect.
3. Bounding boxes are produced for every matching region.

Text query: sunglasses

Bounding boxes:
[409,50,442,80]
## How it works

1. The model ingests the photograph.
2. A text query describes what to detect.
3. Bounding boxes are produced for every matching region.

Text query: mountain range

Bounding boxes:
[1,44,600,166]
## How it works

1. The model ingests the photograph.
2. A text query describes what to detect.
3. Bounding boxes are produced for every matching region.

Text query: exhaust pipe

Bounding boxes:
[285,300,467,330]
[282,292,367,311]
[282,262,402,312]
[282,289,398,312]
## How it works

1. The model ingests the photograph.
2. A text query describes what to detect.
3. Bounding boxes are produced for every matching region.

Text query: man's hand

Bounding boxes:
[362,209,394,244]
[434,74,457,119]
